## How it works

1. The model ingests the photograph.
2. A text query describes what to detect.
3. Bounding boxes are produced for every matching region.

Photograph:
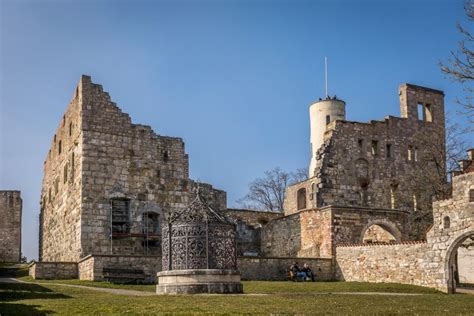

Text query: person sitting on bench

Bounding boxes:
[301,263,315,282]
[289,262,302,281]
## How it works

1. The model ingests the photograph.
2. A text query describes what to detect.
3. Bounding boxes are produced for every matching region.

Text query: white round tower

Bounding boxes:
[308,97,346,177]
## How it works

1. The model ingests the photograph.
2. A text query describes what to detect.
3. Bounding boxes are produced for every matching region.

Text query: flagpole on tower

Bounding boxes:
[325,56,328,98]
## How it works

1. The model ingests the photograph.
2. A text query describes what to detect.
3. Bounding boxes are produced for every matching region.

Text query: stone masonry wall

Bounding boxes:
[29,262,78,280]
[335,242,429,284]
[39,75,227,262]
[238,256,333,281]
[223,209,282,255]
[78,254,162,283]
[335,169,474,293]
[39,78,85,261]
[284,84,446,240]
[262,206,407,259]
[0,191,22,262]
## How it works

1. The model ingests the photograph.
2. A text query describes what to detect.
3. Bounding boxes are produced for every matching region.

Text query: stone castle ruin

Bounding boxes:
[0,191,22,262]
[29,75,473,293]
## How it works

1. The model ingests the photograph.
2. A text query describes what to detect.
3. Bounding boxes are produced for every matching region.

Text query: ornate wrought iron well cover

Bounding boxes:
[162,191,237,271]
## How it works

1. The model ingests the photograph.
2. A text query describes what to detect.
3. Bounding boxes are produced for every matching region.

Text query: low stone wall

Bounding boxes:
[78,254,162,283]
[335,242,430,286]
[29,261,78,279]
[238,256,333,281]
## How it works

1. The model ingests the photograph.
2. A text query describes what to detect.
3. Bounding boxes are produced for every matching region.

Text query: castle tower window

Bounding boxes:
[371,140,378,156]
[58,140,62,155]
[425,104,433,122]
[469,189,474,202]
[63,163,68,184]
[69,122,73,136]
[111,198,131,234]
[163,151,169,163]
[326,115,330,125]
[413,194,418,211]
[386,144,392,158]
[417,102,424,120]
[297,188,306,210]
[358,139,364,151]
[71,152,75,181]
[443,216,450,229]
[408,146,413,161]
[360,183,368,206]
[390,184,397,209]
[310,183,315,200]
[414,147,418,162]
[54,178,59,195]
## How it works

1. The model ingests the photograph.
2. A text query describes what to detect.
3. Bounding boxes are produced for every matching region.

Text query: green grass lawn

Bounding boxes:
[1,279,473,315]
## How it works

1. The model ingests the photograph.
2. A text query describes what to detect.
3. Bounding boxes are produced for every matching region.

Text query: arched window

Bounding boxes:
[297,188,306,210]
[443,216,451,229]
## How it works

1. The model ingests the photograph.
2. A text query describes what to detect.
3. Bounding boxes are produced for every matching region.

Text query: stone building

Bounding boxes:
[0,191,22,262]
[39,75,225,262]
[336,149,474,293]
[280,84,446,248]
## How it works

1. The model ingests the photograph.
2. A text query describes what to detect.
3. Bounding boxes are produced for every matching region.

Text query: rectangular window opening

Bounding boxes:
[425,104,433,122]
[111,199,131,234]
[417,103,424,121]
[408,146,413,161]
[386,144,392,158]
[371,140,378,156]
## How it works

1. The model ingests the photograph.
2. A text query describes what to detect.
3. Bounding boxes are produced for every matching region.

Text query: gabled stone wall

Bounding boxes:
[0,191,22,262]
[39,75,227,262]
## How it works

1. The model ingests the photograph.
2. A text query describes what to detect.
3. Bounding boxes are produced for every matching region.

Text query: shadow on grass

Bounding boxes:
[0,303,55,316]
[0,282,70,301]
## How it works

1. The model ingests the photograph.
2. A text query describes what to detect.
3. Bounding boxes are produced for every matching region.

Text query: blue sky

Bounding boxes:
[0,0,470,260]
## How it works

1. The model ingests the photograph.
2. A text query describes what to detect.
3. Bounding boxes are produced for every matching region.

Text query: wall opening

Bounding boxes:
[297,188,307,210]
[111,198,131,234]
[390,184,398,209]
[417,102,424,120]
[58,140,62,155]
[425,104,433,122]
[362,224,397,244]
[447,232,474,293]
[469,189,474,202]
[360,183,368,206]
[408,146,413,161]
[358,139,364,151]
[326,115,330,125]
[371,140,378,156]
[163,151,169,163]
[63,163,68,184]
[69,122,73,136]
[443,216,451,229]
[386,143,392,158]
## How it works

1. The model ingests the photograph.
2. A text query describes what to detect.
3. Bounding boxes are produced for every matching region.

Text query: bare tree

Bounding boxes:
[237,167,307,212]
[440,0,474,124]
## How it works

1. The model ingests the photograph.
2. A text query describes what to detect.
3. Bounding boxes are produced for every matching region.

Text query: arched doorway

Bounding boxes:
[360,221,402,243]
[446,231,474,293]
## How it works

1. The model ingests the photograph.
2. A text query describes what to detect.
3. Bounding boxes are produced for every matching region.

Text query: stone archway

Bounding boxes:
[359,220,402,244]
[446,230,474,294]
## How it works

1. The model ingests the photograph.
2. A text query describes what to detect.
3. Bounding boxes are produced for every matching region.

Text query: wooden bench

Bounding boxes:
[102,267,146,283]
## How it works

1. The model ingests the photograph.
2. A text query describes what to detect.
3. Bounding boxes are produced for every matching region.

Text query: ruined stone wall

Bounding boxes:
[262,206,407,259]
[335,242,429,284]
[78,254,161,283]
[238,256,333,281]
[223,209,282,255]
[284,85,446,239]
[335,170,474,293]
[39,75,227,262]
[0,191,22,262]
[39,79,85,261]
[29,262,78,280]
